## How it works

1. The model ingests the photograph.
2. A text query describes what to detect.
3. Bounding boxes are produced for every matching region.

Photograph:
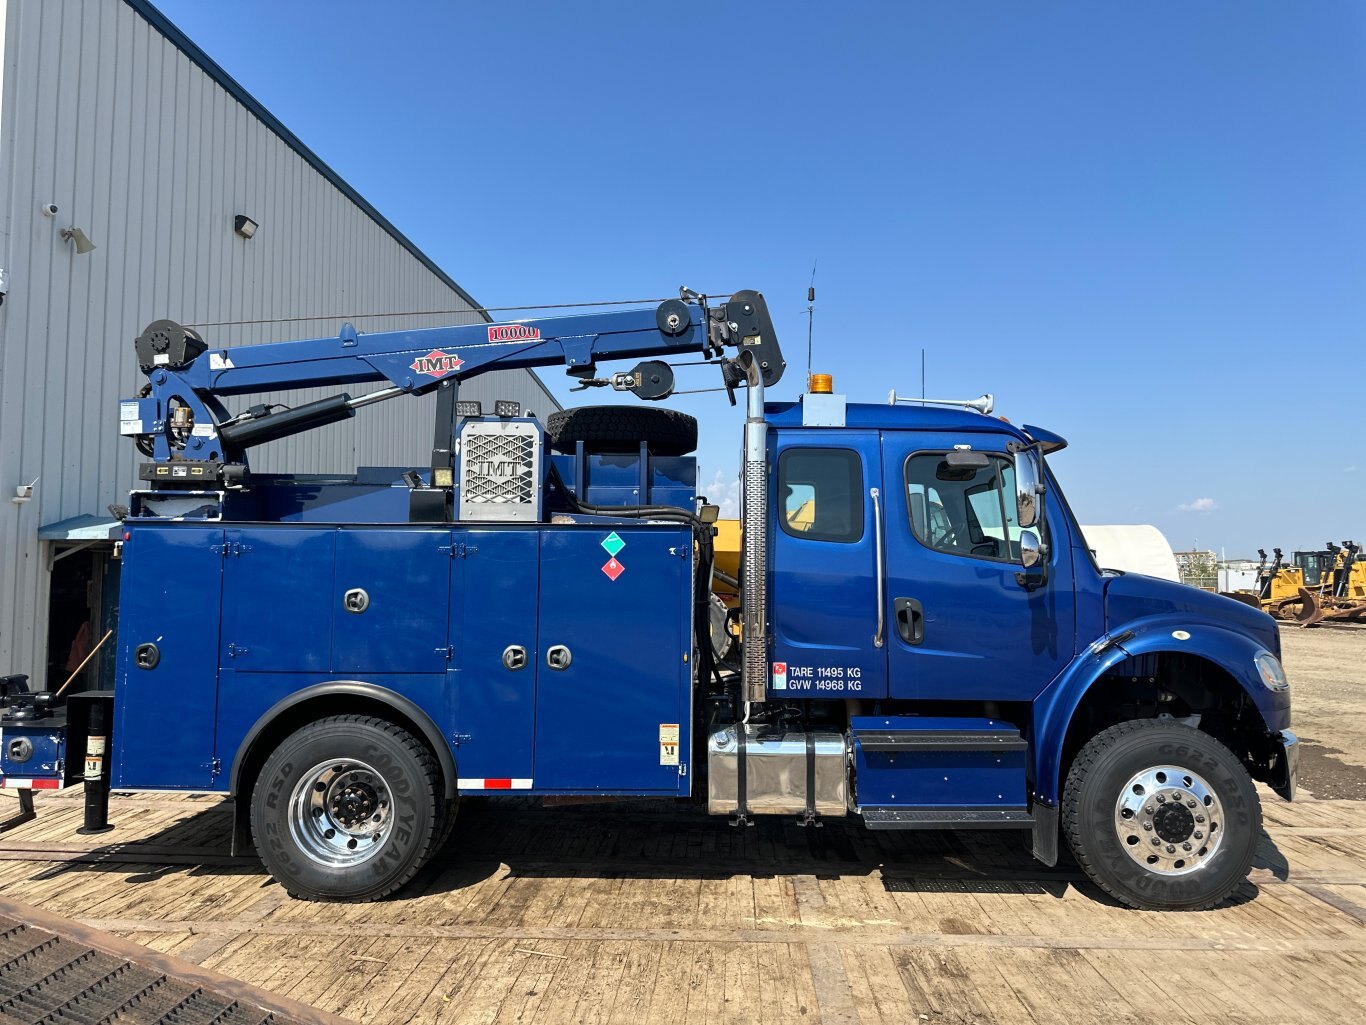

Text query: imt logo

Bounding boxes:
[472,460,530,480]
[409,350,465,378]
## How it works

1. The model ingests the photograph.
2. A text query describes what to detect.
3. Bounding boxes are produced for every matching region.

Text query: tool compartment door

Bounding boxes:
[219,527,335,671]
[333,528,451,674]
[449,528,539,785]
[114,525,224,789]
[534,526,691,792]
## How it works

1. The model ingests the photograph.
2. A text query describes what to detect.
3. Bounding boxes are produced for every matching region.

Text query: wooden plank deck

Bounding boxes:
[0,626,1358,1024]
[0,785,1360,1025]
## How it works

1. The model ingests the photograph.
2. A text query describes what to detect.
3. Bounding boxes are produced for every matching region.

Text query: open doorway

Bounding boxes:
[45,546,119,693]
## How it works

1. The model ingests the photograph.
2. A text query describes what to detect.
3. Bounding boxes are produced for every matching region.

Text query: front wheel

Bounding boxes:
[250,715,443,901]
[1063,720,1262,910]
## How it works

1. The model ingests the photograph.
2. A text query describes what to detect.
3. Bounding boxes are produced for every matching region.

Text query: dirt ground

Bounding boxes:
[1279,626,1366,800]
[0,624,1360,1025]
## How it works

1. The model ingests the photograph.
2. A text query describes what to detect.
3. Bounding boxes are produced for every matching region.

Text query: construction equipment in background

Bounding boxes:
[1241,541,1366,626]
[709,518,742,669]
[1285,541,1366,626]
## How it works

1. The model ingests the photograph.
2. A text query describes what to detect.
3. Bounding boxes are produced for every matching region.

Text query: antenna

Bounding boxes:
[921,348,925,400]
[805,260,817,387]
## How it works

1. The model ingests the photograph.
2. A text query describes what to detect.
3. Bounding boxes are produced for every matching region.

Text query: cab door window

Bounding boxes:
[905,453,1023,562]
[778,448,863,543]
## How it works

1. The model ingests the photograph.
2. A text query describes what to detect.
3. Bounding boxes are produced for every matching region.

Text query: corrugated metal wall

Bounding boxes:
[0,0,557,679]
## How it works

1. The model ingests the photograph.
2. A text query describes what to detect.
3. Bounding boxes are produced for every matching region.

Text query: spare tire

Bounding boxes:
[545,406,698,456]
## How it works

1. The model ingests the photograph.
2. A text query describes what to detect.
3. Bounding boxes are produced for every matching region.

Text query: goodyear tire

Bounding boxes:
[250,715,442,901]
[545,405,698,456]
[1063,720,1261,910]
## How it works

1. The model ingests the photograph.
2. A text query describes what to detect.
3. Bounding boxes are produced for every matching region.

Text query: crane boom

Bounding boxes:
[121,290,783,484]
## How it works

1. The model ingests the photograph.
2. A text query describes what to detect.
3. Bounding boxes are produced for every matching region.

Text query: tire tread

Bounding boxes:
[1062,719,1261,911]
[250,714,443,903]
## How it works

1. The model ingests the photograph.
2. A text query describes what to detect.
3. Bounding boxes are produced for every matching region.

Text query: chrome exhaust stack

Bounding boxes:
[704,289,784,710]
[740,354,768,706]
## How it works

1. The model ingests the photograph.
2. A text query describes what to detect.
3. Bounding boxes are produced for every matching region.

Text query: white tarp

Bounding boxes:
[1081,525,1180,582]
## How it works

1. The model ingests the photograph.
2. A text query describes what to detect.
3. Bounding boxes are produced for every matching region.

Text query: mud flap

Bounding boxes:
[1031,802,1059,867]
[1269,730,1299,801]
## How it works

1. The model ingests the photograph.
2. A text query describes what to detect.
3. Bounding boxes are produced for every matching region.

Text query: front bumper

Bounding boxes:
[1269,730,1299,801]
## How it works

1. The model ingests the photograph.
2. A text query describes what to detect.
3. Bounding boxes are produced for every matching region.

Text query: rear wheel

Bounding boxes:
[1063,720,1261,910]
[250,715,442,901]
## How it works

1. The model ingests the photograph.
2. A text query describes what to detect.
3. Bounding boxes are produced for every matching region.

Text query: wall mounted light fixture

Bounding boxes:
[60,227,97,254]
[234,214,258,239]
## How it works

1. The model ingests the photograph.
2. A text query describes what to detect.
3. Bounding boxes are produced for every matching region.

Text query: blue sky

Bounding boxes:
[156,1,1365,558]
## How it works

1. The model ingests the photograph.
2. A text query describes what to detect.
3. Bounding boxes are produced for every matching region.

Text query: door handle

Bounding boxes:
[894,597,924,645]
[501,645,528,671]
[546,644,573,671]
[871,487,885,648]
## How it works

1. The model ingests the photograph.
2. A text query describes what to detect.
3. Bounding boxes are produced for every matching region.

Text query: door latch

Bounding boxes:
[546,645,573,671]
[501,645,528,671]
[343,588,370,613]
[893,597,925,645]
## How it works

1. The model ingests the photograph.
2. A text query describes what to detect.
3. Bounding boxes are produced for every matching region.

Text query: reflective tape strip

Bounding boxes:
[457,778,532,791]
[0,778,63,790]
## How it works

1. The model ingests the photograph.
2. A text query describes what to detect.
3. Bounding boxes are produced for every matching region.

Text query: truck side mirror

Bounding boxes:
[1020,529,1047,568]
[1013,448,1043,529]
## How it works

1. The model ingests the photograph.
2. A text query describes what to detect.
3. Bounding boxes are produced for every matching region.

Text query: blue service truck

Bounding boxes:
[0,289,1297,910]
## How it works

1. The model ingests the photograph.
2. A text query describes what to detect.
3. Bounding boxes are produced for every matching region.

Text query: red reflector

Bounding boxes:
[31,779,61,790]
[483,778,513,790]
[124,532,131,541]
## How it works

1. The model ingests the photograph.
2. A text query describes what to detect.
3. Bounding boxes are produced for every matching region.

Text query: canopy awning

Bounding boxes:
[37,515,122,542]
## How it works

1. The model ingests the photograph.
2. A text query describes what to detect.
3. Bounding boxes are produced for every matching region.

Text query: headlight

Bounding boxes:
[1255,651,1289,692]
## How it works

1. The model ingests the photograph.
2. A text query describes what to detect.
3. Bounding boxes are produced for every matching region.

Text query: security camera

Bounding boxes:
[40,203,58,218]
[11,478,37,505]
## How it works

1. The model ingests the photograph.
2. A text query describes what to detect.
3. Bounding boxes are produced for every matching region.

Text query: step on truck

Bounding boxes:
[0,288,1297,909]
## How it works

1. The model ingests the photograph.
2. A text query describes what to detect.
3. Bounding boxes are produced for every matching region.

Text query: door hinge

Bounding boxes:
[435,645,454,661]
[202,758,222,777]
[211,541,251,557]
[452,733,472,747]
[439,542,479,559]
[226,642,249,658]
[668,545,692,559]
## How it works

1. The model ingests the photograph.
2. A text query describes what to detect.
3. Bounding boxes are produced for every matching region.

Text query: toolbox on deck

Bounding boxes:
[851,716,1028,811]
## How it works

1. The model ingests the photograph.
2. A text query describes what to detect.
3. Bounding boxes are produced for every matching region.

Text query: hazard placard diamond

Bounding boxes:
[601,532,626,557]
[602,557,625,581]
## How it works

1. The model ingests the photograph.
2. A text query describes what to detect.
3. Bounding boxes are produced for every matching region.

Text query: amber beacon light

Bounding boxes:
[808,373,834,394]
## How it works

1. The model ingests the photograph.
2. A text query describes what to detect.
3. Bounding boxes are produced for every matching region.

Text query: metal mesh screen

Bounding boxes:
[462,433,536,504]
[458,421,542,522]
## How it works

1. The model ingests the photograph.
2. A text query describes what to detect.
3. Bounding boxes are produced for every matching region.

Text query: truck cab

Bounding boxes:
[707,386,1297,910]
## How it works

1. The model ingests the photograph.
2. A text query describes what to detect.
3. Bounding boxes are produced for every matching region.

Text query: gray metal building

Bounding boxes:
[0,0,558,689]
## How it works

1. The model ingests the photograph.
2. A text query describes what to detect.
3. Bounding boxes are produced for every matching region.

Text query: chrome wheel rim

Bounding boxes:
[288,759,393,867]
[1114,764,1224,876]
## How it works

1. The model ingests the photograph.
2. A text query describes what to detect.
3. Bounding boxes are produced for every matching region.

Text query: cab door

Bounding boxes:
[769,432,887,699]
[880,432,1074,702]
